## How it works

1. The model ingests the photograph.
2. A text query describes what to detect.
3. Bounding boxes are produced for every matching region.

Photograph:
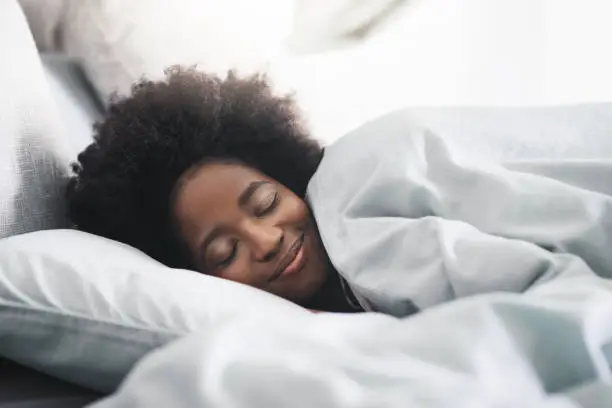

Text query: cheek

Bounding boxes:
[281,196,310,223]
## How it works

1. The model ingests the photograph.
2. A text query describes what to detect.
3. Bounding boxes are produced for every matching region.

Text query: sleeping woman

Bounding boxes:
[66,67,612,316]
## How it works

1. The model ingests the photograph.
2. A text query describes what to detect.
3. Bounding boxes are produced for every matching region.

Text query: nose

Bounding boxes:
[241,220,284,263]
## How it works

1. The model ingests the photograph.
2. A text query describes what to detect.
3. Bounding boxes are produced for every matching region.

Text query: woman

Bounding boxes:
[67,67,612,316]
[67,67,360,313]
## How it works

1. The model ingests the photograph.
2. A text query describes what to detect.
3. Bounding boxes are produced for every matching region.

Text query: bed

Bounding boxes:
[3,0,612,407]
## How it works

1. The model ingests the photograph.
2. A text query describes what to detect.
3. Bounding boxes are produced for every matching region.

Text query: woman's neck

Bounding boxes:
[304,268,363,313]
[304,215,363,313]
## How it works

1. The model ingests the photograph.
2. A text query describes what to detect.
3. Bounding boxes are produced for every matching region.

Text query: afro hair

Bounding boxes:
[66,67,323,269]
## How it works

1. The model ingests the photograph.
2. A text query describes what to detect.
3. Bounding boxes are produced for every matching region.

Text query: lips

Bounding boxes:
[268,234,306,282]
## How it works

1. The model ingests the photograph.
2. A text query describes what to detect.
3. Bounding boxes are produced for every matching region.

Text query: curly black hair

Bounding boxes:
[66,67,323,269]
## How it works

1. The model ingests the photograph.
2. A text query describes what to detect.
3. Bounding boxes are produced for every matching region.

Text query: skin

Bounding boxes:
[172,161,330,304]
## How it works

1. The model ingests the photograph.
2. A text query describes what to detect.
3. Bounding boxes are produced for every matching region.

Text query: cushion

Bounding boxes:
[41,53,104,156]
[17,0,67,51]
[0,0,73,239]
[288,0,408,53]
[60,0,296,103]
[0,229,307,393]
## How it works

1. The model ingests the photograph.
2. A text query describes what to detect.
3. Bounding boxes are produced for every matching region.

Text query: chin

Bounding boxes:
[294,265,330,303]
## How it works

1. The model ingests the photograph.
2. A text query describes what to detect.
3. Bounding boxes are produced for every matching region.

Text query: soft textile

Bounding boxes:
[0,0,72,239]
[90,274,612,408]
[288,0,408,53]
[41,53,104,156]
[308,113,612,315]
[0,230,306,393]
[17,0,66,51]
[60,0,295,103]
[271,0,612,145]
[396,104,612,162]
[89,118,612,408]
[0,358,99,407]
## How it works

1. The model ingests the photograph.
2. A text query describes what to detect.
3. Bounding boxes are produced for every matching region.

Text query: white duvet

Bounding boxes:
[309,113,612,315]
[90,117,612,407]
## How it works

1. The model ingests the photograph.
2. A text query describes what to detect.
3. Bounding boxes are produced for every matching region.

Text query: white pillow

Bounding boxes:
[60,0,296,103]
[288,0,408,53]
[0,229,307,393]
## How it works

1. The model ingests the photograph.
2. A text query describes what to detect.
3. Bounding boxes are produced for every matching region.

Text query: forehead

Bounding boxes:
[172,162,270,239]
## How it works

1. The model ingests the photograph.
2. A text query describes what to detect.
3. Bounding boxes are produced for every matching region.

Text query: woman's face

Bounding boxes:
[172,161,329,303]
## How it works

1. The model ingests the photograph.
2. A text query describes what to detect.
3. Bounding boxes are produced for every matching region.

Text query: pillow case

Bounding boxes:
[60,0,296,103]
[17,0,67,51]
[0,229,307,393]
[288,0,408,53]
[0,0,73,239]
[41,53,104,156]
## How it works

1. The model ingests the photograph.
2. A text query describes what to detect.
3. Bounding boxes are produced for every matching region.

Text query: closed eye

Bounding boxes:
[254,192,278,217]
[214,240,238,270]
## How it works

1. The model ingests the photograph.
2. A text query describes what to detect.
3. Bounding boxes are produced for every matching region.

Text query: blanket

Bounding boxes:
[90,274,612,407]
[308,113,612,315]
[89,117,612,407]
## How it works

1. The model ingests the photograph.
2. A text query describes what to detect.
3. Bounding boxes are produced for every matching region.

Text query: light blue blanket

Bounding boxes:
[309,113,612,315]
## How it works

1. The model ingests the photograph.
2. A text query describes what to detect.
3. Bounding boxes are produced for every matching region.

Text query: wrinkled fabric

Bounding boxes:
[90,274,612,408]
[308,115,612,315]
[91,120,612,407]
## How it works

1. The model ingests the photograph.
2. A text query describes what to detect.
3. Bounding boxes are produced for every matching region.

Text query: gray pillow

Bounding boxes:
[0,0,73,239]
[41,53,103,156]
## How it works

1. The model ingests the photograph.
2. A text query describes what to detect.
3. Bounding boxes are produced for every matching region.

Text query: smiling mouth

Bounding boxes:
[268,233,306,282]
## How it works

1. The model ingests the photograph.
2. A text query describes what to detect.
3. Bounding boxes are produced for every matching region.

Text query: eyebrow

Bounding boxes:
[197,180,270,269]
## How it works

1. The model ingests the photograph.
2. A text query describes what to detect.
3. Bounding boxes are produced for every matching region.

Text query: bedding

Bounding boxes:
[90,274,612,408]
[308,113,612,315]
[41,53,104,156]
[0,0,72,239]
[0,1,102,404]
[87,115,612,407]
[59,0,295,103]
[3,114,612,405]
[0,358,99,407]
[0,230,307,393]
[396,104,612,161]
[288,0,408,53]
[7,0,612,405]
[271,0,612,145]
